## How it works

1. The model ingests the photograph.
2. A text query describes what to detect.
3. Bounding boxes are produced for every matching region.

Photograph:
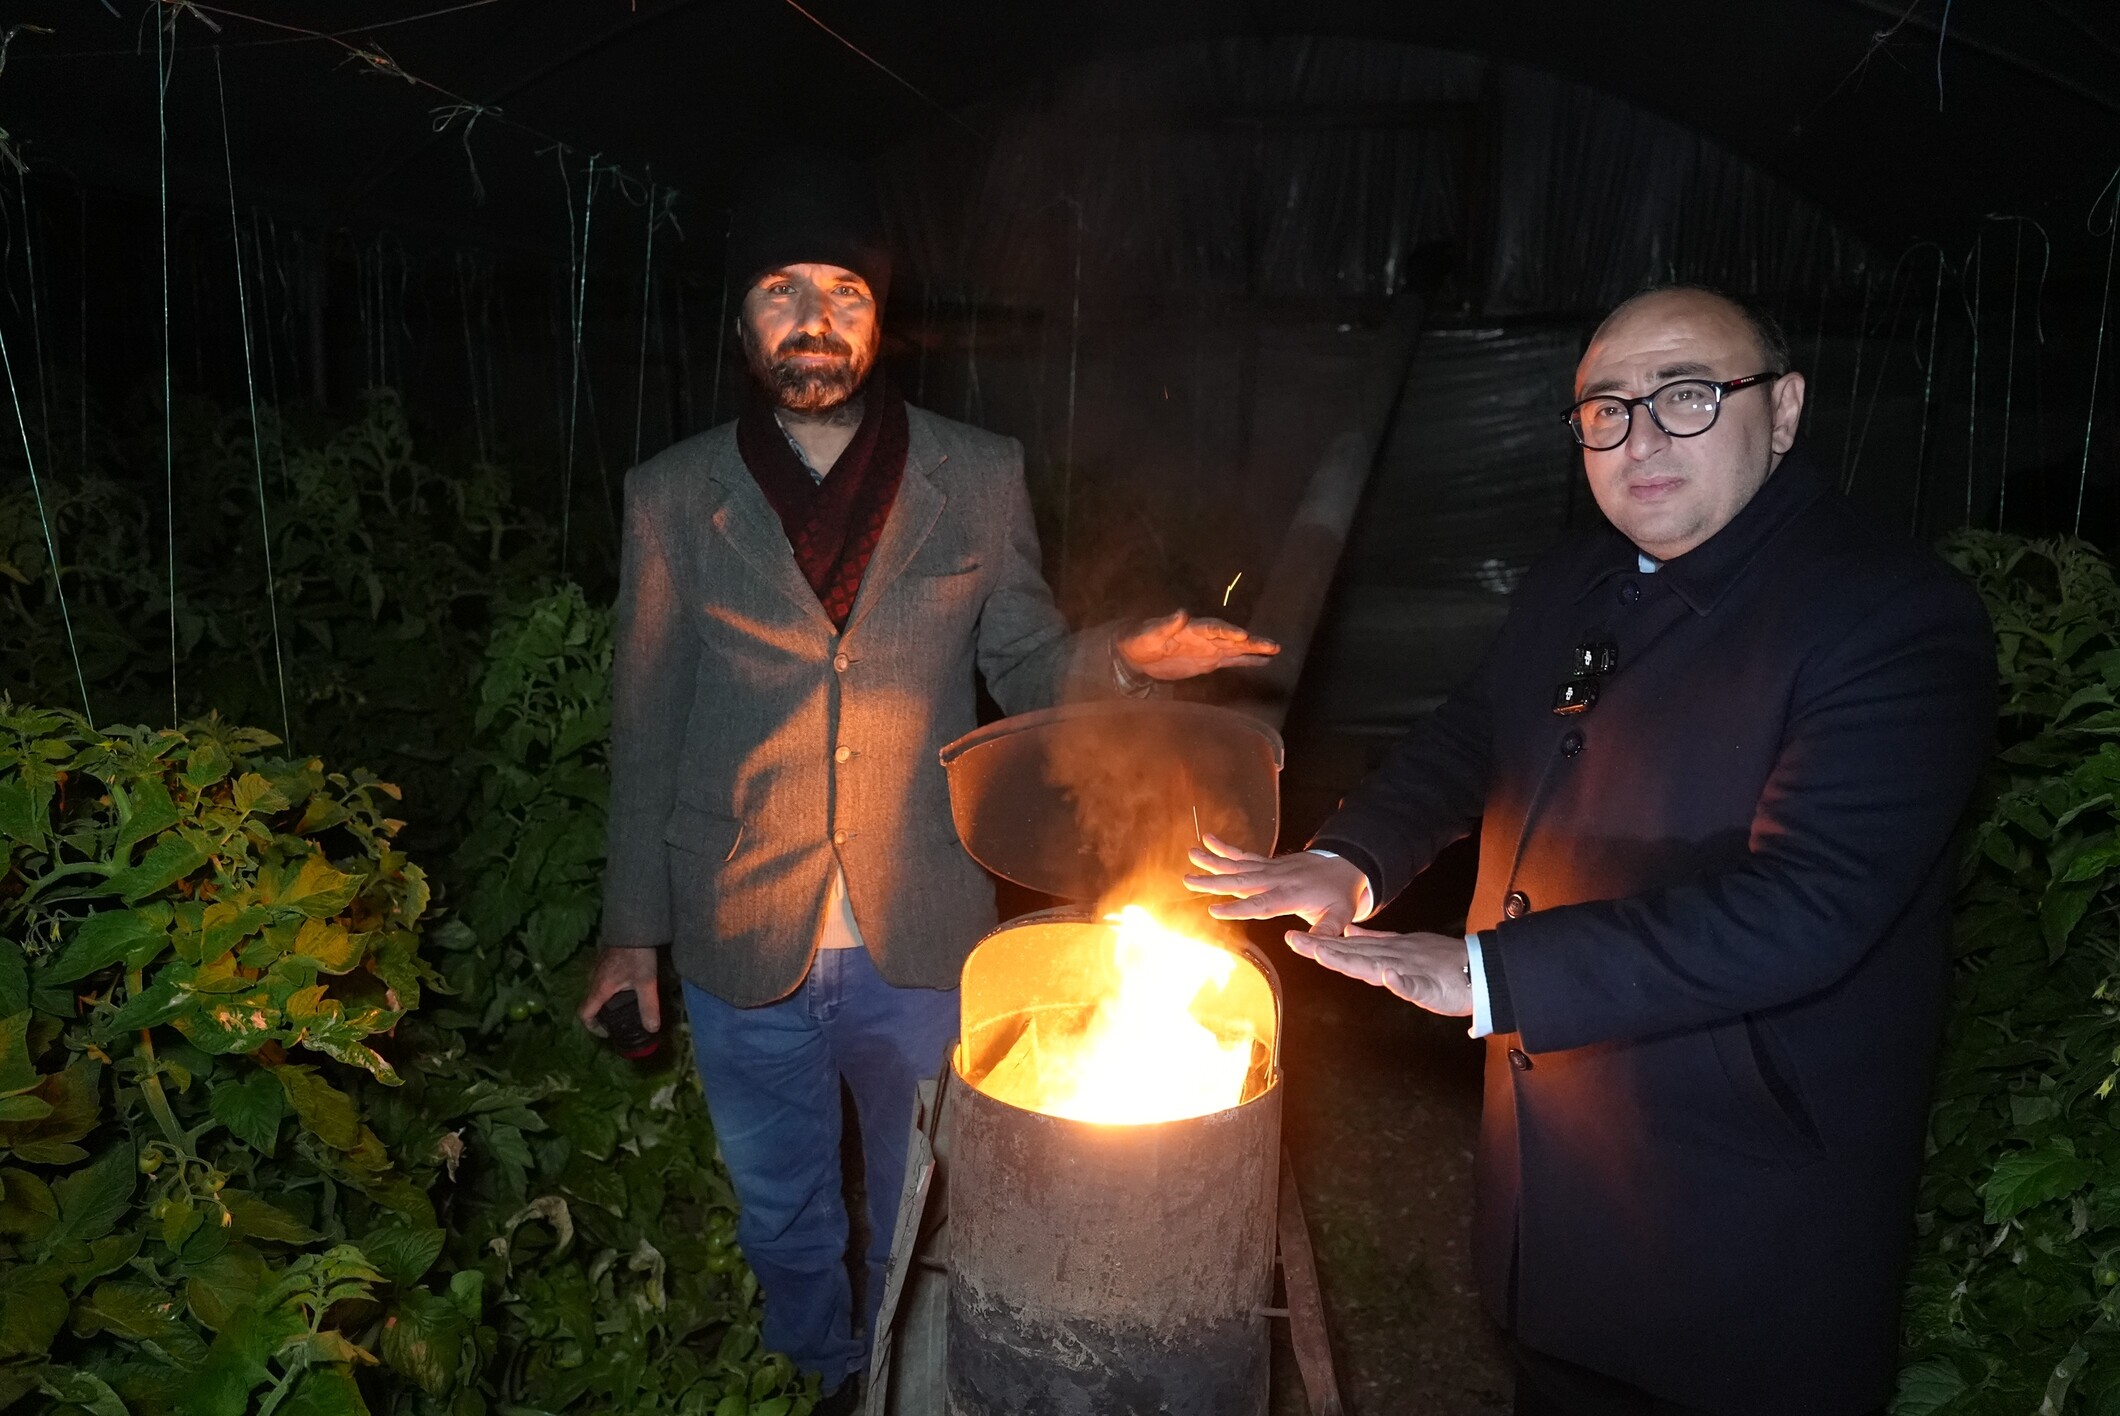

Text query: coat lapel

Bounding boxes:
[842,415,945,636]
[703,434,838,633]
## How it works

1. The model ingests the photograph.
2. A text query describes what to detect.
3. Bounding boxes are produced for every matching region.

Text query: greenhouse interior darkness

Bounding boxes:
[1,2,2118,1414]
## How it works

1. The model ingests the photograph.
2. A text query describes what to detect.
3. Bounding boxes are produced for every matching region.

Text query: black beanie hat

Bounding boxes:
[725,152,893,311]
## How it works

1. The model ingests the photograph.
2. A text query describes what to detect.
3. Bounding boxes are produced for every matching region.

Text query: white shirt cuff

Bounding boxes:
[1466,932,1494,1038]
[1302,850,1375,922]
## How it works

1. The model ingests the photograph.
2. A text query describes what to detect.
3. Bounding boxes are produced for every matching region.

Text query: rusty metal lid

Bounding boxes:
[938,700,1283,904]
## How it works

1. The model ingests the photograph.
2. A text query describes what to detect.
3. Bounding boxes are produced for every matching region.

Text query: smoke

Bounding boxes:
[1035,703,1277,917]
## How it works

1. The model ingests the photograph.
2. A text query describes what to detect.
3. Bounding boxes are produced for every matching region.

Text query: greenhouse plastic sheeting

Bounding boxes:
[879,36,1867,316]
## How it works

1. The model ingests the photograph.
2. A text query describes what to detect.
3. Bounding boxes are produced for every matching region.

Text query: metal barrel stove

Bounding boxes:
[936,701,1286,1416]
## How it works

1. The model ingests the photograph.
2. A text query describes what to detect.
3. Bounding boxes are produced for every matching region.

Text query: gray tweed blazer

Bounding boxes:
[599,404,1120,1005]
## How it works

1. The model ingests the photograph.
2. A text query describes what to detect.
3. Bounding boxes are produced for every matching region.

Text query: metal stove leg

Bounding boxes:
[1278,1147,1346,1416]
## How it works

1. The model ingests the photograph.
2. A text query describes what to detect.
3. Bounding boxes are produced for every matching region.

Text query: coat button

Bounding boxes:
[832,829,847,846]
[1618,579,1642,604]
[1503,890,1530,919]
[1559,730,1583,758]
[834,746,852,763]
[1508,1047,1533,1071]
[834,653,850,672]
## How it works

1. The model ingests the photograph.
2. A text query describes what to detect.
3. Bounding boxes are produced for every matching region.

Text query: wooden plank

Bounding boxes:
[1277,1148,1345,1416]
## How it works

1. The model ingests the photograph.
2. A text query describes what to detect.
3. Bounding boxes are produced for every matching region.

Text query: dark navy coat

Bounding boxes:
[1312,444,1995,1414]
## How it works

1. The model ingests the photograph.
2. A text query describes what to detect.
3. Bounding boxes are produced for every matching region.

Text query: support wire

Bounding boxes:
[157,6,178,725]
[0,320,90,720]
[215,46,291,746]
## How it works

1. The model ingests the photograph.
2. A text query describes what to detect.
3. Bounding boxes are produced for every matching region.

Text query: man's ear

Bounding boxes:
[1769,371,1807,454]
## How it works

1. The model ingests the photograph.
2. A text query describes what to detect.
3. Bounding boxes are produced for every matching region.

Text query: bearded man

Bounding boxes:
[580,154,1275,1412]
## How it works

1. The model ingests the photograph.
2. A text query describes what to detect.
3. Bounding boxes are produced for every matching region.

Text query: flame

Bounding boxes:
[976,905,1258,1125]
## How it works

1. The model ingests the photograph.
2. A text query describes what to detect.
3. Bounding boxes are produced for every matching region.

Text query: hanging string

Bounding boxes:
[14,171,52,469]
[1962,230,1982,526]
[1908,246,1948,532]
[1998,220,2022,529]
[156,5,179,725]
[1060,197,1083,590]
[708,222,731,427]
[631,180,660,470]
[456,252,488,464]
[552,148,596,569]
[2077,166,2120,538]
[0,320,91,720]
[1840,264,1874,479]
[1847,243,1939,495]
[215,47,291,746]
[775,0,982,140]
[248,209,290,490]
[1989,216,2051,529]
[76,184,87,478]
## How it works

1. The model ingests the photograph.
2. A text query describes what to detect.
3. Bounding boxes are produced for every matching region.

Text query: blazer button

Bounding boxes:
[832,829,848,846]
[1559,730,1583,758]
[1508,1047,1533,1071]
[1618,579,1642,604]
[834,653,850,672]
[834,745,852,763]
[1503,890,1530,918]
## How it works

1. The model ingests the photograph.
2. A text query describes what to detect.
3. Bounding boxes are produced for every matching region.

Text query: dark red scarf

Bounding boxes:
[735,373,909,630]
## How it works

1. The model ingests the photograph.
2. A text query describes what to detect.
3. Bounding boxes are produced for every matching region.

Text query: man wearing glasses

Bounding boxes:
[1187,286,1995,1414]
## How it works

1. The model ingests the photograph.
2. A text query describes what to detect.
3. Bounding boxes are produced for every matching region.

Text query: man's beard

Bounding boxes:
[742,325,879,416]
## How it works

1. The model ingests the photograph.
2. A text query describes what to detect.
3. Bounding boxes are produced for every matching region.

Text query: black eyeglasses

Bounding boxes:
[1562,372,1782,451]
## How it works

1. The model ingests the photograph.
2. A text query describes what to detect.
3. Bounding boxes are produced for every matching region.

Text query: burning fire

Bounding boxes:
[977,905,1258,1125]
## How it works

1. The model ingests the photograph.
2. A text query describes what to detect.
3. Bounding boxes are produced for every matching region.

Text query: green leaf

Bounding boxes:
[47,1141,137,1250]
[1986,1138,2096,1224]
[222,1190,321,1244]
[274,1065,362,1150]
[2039,880,2095,960]
[444,1267,484,1321]
[0,944,27,1018]
[30,1367,130,1416]
[105,836,210,906]
[75,1279,190,1341]
[278,1363,372,1416]
[192,1300,307,1416]
[358,1218,446,1288]
[0,1166,58,1240]
[0,1274,67,1358]
[0,1094,53,1122]
[41,908,171,986]
[209,1069,286,1154]
[185,1244,273,1331]
[280,854,360,920]
[0,778,49,850]
[112,774,181,859]
[232,771,291,817]
[292,919,365,974]
[109,965,196,1031]
[381,1288,471,1397]
[183,739,233,793]
[0,1009,36,1093]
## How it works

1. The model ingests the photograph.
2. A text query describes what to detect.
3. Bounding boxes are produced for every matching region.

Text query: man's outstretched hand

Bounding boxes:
[1182,833,1368,935]
[578,945,663,1035]
[1116,610,1279,681]
[1283,925,1473,1018]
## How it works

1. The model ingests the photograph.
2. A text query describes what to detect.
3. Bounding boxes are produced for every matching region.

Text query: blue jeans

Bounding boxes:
[683,948,959,1391]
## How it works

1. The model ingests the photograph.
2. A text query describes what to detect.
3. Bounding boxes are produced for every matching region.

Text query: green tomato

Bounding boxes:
[137,1149,164,1175]
[508,1001,532,1022]
[149,1199,171,1221]
[525,997,546,1015]
[704,1230,732,1256]
[704,1250,738,1276]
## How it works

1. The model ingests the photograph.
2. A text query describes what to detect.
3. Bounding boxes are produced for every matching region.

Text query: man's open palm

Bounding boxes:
[1116,610,1279,680]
